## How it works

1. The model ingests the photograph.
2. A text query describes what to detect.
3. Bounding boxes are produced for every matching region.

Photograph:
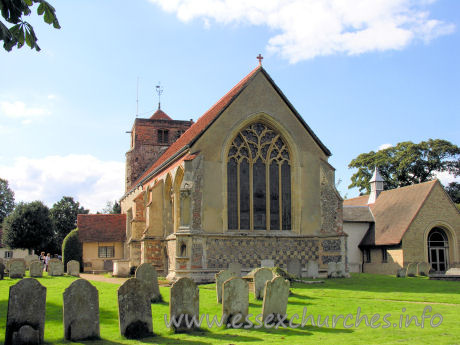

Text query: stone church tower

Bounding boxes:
[125,108,193,191]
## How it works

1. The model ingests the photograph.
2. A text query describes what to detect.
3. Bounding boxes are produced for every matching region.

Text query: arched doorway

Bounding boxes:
[428,227,449,273]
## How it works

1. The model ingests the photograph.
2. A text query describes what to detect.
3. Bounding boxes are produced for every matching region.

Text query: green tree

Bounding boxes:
[348,139,460,194]
[445,181,460,204]
[102,200,121,214]
[2,200,53,250]
[0,178,15,224]
[0,0,60,51]
[62,228,82,271]
[50,196,88,251]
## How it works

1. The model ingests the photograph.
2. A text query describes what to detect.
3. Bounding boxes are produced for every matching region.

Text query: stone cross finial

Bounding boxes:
[257,54,263,66]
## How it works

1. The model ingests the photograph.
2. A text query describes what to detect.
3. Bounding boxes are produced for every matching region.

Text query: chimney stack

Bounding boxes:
[368,167,384,204]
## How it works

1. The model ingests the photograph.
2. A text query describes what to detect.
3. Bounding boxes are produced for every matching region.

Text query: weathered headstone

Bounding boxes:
[253,268,273,300]
[406,263,417,277]
[336,262,347,278]
[135,263,161,302]
[262,276,290,322]
[222,277,249,326]
[169,277,199,332]
[261,259,275,268]
[327,262,337,278]
[396,267,407,278]
[9,259,26,279]
[446,268,460,276]
[0,263,5,280]
[306,261,319,279]
[63,279,100,341]
[48,259,64,276]
[67,260,80,277]
[417,262,431,276]
[118,278,153,339]
[286,259,301,277]
[24,255,38,269]
[29,260,43,278]
[215,270,236,304]
[228,262,242,277]
[5,278,46,345]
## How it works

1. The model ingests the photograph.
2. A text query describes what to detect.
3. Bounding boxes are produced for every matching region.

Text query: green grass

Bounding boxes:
[1,273,459,344]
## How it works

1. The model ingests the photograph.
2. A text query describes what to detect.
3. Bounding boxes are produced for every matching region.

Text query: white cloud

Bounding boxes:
[150,0,455,62]
[378,143,393,151]
[0,155,125,213]
[434,171,460,186]
[0,100,51,124]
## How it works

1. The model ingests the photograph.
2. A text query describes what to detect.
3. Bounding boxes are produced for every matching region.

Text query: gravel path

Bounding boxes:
[80,273,170,286]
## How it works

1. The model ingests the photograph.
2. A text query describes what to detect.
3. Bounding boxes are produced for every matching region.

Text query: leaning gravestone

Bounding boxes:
[228,262,242,277]
[63,279,100,341]
[286,258,301,277]
[29,260,43,278]
[118,278,153,339]
[327,262,337,278]
[170,277,199,332]
[49,259,64,276]
[9,259,26,279]
[215,270,236,304]
[222,277,249,326]
[261,259,275,268]
[417,262,431,276]
[253,268,273,300]
[67,260,80,277]
[406,263,417,277]
[0,263,5,280]
[396,267,407,278]
[135,263,161,302]
[262,276,290,322]
[307,261,319,279]
[5,278,46,345]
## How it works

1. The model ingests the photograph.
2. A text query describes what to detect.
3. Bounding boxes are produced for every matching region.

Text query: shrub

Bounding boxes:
[62,228,82,271]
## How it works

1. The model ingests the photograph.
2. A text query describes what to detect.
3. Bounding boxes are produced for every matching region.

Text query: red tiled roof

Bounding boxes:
[150,109,172,120]
[77,214,126,243]
[344,180,438,245]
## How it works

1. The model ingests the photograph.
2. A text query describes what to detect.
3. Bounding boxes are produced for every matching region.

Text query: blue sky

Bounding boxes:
[0,0,459,211]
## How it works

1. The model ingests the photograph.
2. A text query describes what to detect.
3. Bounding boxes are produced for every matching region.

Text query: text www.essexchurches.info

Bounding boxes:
[164,306,443,329]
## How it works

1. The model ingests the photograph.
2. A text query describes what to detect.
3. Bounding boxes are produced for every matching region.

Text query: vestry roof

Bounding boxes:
[77,214,126,243]
[343,206,374,222]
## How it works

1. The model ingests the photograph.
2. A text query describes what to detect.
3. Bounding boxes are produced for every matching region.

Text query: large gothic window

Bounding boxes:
[227,122,291,230]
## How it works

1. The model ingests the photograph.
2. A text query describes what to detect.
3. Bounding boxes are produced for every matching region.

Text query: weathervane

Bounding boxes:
[155,82,164,110]
[257,53,263,66]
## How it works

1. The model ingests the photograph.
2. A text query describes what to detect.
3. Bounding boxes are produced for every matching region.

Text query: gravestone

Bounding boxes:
[253,268,273,300]
[222,277,249,326]
[262,276,290,322]
[24,255,38,269]
[228,262,242,277]
[5,278,46,345]
[336,262,348,278]
[327,262,337,278]
[0,263,5,280]
[286,259,301,277]
[63,279,100,341]
[135,263,161,302]
[306,261,319,279]
[215,270,236,304]
[67,260,80,277]
[29,260,43,278]
[406,263,417,277]
[446,268,460,276]
[118,278,153,339]
[261,259,275,268]
[9,259,26,279]
[170,277,199,332]
[0,258,3,264]
[417,262,431,276]
[396,267,407,278]
[48,259,64,276]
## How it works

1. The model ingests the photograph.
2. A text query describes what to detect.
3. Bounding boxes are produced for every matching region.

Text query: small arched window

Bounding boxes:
[227,122,291,230]
[428,227,449,273]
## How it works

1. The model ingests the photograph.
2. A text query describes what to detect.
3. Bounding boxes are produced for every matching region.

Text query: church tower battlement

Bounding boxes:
[125,109,193,191]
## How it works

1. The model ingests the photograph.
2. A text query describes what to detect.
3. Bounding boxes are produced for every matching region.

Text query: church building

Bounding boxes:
[120,64,345,282]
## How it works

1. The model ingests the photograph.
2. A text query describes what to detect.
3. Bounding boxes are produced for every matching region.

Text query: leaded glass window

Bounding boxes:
[227,122,291,230]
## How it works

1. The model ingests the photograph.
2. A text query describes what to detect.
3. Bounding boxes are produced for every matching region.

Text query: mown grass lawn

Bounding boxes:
[0,273,459,344]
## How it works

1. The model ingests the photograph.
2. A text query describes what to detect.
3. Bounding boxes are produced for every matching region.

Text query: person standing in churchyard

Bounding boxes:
[45,253,51,272]
[39,252,45,268]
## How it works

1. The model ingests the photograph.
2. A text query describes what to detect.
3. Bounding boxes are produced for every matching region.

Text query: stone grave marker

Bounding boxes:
[9,259,26,279]
[228,262,242,277]
[63,279,100,341]
[286,258,301,277]
[0,257,3,265]
[253,268,273,300]
[67,260,80,277]
[262,276,290,322]
[29,260,43,278]
[396,267,407,278]
[261,259,275,268]
[24,255,38,269]
[49,259,64,276]
[406,263,417,277]
[306,261,319,279]
[135,263,161,302]
[5,278,46,345]
[417,262,431,276]
[446,268,460,276]
[118,278,153,339]
[327,262,337,278]
[0,263,5,280]
[222,277,249,326]
[215,269,236,304]
[170,277,199,332]
[336,262,347,277]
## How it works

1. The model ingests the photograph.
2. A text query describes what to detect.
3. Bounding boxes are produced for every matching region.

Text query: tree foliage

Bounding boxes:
[0,178,15,224]
[445,181,460,204]
[2,200,53,250]
[62,228,82,271]
[50,196,88,250]
[0,0,60,51]
[348,139,460,194]
[102,200,121,214]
